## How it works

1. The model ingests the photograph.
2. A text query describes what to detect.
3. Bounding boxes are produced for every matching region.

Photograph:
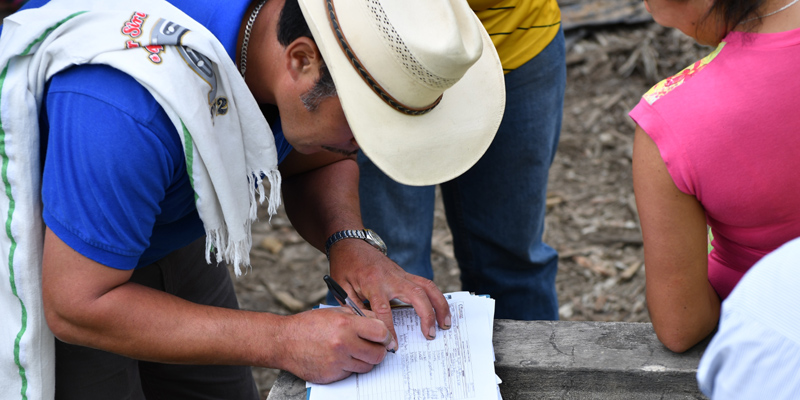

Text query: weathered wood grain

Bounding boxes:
[268,320,709,400]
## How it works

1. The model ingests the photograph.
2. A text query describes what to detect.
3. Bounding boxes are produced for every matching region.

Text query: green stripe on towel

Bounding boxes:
[0,11,87,399]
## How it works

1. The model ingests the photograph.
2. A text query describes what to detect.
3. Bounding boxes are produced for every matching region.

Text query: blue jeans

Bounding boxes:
[357,29,566,320]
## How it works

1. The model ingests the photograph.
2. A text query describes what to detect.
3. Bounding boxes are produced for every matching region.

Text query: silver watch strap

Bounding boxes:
[325,230,367,259]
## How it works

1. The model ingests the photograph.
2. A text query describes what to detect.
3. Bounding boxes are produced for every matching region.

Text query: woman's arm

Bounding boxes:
[632,125,720,352]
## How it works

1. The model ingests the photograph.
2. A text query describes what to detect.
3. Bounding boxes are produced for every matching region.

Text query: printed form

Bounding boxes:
[308,292,499,400]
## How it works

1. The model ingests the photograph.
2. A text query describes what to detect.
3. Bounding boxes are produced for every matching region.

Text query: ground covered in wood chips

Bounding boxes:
[236,21,715,397]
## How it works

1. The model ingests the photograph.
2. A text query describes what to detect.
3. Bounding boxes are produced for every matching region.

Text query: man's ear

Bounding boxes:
[283,37,322,83]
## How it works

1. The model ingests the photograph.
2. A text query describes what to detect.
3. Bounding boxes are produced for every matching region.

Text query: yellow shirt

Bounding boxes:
[470,0,561,73]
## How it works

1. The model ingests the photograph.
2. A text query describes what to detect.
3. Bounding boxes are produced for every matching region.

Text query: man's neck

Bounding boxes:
[237,0,282,105]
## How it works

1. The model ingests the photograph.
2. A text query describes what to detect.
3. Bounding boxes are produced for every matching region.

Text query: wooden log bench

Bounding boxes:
[267,320,710,400]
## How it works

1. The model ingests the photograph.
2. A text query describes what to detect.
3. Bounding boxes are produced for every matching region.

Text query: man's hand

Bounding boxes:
[327,239,452,345]
[277,307,394,384]
[278,151,451,346]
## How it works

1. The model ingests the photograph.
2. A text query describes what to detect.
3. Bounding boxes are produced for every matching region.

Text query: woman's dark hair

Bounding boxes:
[276,0,336,111]
[706,0,768,33]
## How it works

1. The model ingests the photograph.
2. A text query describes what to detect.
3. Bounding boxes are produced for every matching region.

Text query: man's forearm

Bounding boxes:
[281,157,362,251]
[47,278,286,367]
[41,228,286,368]
[46,278,392,383]
[276,152,451,346]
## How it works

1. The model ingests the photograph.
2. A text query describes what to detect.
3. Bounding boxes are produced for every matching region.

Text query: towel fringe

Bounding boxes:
[264,169,282,221]
[206,168,281,275]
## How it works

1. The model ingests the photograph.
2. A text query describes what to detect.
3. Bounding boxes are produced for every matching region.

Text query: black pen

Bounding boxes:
[323,275,396,353]
[323,274,366,317]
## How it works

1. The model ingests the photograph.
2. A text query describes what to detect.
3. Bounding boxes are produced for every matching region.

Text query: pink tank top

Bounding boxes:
[629,28,800,298]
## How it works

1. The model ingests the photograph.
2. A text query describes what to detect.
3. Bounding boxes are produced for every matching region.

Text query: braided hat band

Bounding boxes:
[325,0,442,116]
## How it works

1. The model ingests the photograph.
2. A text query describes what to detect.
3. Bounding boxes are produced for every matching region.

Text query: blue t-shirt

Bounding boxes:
[22,0,293,269]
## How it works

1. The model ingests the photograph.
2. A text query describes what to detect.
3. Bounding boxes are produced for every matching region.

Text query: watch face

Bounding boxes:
[364,229,388,255]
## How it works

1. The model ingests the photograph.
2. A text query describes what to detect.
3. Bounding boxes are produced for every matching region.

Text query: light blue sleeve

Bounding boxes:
[697,237,800,399]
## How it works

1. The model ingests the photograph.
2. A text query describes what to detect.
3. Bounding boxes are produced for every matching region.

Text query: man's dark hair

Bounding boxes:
[277,0,337,111]
[276,0,313,46]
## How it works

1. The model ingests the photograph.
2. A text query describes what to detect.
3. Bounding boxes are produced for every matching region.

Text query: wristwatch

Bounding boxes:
[325,229,387,260]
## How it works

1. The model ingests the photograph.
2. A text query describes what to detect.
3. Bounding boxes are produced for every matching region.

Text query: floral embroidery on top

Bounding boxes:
[643,42,726,105]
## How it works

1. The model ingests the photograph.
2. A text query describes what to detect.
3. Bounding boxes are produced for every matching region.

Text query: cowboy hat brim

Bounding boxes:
[298,0,505,186]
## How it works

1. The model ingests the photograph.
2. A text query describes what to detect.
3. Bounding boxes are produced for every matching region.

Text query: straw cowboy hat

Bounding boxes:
[298,0,505,186]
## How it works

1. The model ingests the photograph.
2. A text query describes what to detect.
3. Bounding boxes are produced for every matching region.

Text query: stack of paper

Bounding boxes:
[307,292,501,400]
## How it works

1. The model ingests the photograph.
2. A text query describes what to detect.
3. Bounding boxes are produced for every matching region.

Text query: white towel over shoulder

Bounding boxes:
[0,0,281,398]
